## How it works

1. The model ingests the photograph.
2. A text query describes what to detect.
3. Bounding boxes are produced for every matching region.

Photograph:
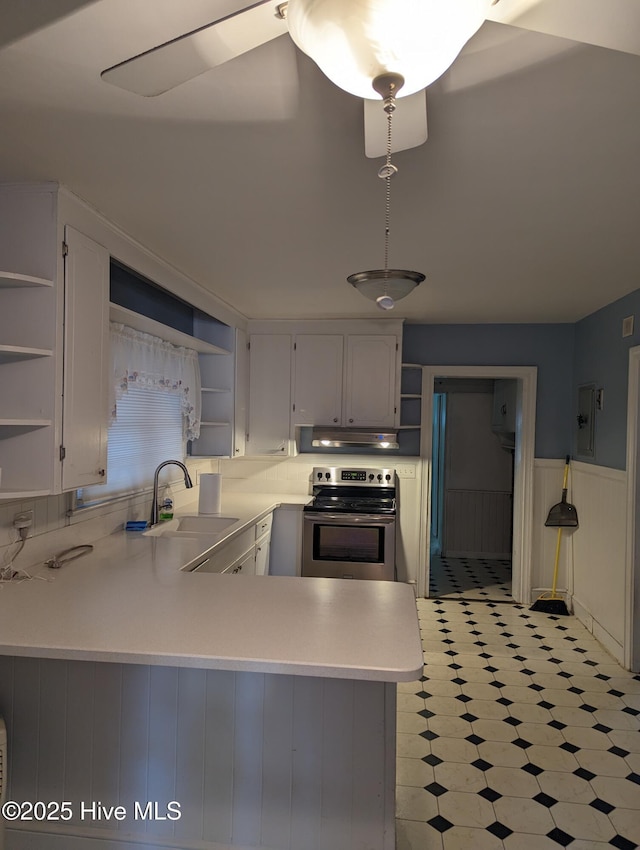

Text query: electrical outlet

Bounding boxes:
[395,465,416,479]
[13,510,33,529]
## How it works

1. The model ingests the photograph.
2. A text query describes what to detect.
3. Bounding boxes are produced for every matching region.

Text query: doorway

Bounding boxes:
[429,377,515,601]
[417,366,537,604]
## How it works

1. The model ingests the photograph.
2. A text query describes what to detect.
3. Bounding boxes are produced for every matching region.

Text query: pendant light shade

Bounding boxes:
[348,270,425,310]
[287,0,492,100]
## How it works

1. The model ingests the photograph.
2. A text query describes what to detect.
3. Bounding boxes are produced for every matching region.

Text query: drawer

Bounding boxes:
[255,512,273,540]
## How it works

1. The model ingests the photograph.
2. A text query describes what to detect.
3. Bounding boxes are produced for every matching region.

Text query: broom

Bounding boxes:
[530,456,578,615]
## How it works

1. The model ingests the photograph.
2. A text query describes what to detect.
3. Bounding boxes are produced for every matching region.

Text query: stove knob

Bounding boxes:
[368,473,374,481]
[317,472,323,480]
[377,474,382,481]
[385,474,391,481]
[325,472,331,480]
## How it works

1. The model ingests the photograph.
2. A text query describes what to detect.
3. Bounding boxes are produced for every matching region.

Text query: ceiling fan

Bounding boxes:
[101,0,640,157]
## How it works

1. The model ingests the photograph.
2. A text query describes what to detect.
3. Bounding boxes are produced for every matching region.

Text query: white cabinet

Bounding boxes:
[61,226,109,491]
[233,327,248,457]
[254,511,273,575]
[228,546,256,576]
[0,185,109,498]
[254,535,271,576]
[292,335,343,426]
[246,334,292,455]
[344,335,398,427]
[291,332,399,429]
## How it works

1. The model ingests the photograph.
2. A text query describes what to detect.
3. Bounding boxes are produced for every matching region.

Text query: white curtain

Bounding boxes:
[110,323,201,440]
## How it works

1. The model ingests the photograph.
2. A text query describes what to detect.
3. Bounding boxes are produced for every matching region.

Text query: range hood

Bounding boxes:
[311,428,399,450]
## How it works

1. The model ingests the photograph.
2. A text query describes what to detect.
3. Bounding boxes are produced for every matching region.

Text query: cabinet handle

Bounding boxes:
[98,468,106,476]
[333,418,338,423]
[349,418,354,423]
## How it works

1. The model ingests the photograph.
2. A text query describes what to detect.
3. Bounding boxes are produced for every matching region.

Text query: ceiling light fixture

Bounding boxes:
[287,0,492,99]
[347,73,425,311]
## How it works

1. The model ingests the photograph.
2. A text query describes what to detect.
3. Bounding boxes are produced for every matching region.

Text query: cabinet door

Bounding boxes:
[61,226,109,491]
[230,547,256,576]
[246,334,292,455]
[344,335,398,428]
[292,334,343,426]
[255,534,271,576]
[233,327,248,457]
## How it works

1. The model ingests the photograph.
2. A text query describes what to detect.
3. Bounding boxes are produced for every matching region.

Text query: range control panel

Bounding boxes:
[312,467,396,487]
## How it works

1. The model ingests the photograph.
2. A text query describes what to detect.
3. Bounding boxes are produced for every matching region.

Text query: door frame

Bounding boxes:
[418,365,538,604]
[624,345,640,671]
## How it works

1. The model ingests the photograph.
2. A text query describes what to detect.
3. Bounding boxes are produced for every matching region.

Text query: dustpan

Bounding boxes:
[531,456,578,615]
[545,456,578,528]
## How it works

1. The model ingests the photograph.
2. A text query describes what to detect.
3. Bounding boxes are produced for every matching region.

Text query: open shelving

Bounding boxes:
[0,271,53,289]
[109,304,231,356]
[0,266,58,498]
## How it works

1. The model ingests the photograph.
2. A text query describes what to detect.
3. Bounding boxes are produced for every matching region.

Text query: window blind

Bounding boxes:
[78,384,185,506]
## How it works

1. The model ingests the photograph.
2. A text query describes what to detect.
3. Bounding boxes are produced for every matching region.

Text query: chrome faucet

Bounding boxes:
[150,460,193,527]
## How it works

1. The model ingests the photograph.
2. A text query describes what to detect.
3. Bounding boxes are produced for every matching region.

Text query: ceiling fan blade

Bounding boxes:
[486,0,640,57]
[101,0,289,96]
[364,90,428,158]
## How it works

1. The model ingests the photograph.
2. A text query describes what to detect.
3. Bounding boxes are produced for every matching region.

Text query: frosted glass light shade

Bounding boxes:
[287,0,492,99]
[348,269,425,310]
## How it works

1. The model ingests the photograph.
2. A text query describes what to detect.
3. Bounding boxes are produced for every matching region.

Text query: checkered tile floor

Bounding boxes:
[396,597,640,850]
[430,556,513,602]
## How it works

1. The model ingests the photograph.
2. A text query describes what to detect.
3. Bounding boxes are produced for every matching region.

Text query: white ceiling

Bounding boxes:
[1,0,639,324]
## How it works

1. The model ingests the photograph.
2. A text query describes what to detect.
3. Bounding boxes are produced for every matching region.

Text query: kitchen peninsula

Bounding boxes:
[0,495,423,850]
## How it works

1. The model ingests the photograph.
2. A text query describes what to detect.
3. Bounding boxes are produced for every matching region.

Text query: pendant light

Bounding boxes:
[347,73,425,311]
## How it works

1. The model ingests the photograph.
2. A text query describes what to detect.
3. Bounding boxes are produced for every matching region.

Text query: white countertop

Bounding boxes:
[0,493,423,682]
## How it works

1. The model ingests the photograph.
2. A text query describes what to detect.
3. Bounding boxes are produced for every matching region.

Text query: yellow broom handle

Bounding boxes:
[551,527,563,597]
[562,460,570,491]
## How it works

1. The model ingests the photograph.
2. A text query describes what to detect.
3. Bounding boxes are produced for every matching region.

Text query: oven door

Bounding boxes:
[302,512,396,580]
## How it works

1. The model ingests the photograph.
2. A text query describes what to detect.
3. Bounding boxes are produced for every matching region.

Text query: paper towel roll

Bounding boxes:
[198,473,222,515]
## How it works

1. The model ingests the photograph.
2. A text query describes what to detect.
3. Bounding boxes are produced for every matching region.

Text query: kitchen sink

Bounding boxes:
[175,515,239,533]
[144,515,239,537]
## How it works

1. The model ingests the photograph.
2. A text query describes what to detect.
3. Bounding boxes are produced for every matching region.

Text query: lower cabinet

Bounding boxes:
[255,533,271,576]
[227,546,256,576]
[192,513,273,576]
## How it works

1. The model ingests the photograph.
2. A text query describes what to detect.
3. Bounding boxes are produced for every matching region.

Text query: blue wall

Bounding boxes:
[574,289,640,470]
[402,323,575,459]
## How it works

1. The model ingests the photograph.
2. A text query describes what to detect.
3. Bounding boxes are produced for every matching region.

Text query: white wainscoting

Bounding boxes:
[443,489,512,558]
[570,461,627,663]
[531,460,627,664]
[0,657,396,850]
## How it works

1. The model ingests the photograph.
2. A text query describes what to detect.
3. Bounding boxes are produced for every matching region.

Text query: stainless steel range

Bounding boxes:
[302,467,397,581]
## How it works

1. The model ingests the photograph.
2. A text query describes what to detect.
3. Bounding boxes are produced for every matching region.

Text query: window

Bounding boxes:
[78,385,185,505]
[77,323,200,507]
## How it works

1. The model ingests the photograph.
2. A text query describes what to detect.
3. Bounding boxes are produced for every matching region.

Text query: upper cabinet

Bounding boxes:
[292,334,343,426]
[246,334,292,456]
[292,332,399,429]
[246,322,402,455]
[0,184,109,498]
[343,334,398,428]
[61,226,109,491]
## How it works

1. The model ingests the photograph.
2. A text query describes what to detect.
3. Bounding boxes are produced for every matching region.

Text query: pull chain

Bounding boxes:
[376,81,400,291]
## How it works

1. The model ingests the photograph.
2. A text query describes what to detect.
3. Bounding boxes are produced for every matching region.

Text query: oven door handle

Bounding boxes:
[303,513,396,524]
